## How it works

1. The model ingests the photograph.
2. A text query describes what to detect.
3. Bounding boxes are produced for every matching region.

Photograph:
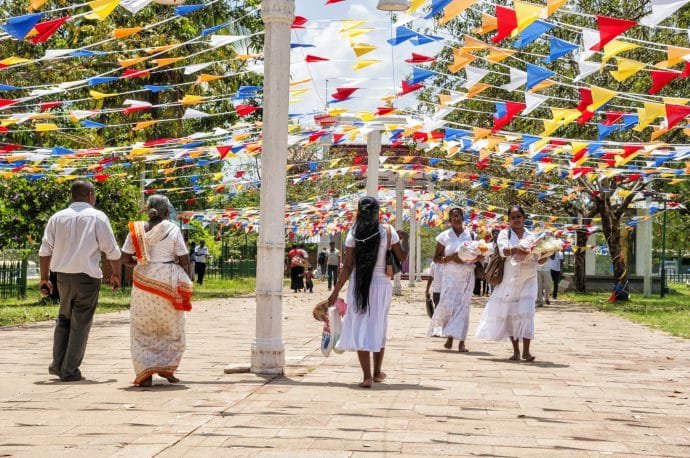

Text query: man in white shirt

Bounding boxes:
[39,180,121,382]
[194,241,209,285]
[550,251,564,299]
[326,241,341,290]
[536,259,552,307]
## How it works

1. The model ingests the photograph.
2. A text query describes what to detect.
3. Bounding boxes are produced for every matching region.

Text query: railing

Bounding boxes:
[206,259,256,279]
[0,258,28,300]
[665,272,690,284]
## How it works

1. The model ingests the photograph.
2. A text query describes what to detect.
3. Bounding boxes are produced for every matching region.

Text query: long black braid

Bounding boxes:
[352,196,381,313]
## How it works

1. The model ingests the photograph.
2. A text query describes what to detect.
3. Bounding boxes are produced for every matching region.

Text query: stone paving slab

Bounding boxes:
[1,281,689,457]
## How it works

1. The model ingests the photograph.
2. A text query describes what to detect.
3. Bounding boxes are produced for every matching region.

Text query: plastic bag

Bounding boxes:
[328,306,344,354]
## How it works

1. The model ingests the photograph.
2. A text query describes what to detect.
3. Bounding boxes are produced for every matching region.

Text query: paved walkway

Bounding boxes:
[1,281,689,457]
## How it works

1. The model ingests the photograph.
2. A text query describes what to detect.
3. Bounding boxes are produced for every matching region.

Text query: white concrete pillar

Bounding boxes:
[408,207,416,287]
[416,229,422,281]
[585,234,596,276]
[366,130,381,197]
[638,197,653,296]
[249,0,294,375]
[393,173,403,295]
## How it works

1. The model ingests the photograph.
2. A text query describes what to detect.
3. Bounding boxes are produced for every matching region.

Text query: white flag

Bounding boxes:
[462,65,489,89]
[639,0,690,27]
[501,67,527,92]
[120,0,152,14]
[524,92,548,115]
[182,108,210,119]
[209,35,246,48]
[184,62,213,75]
[574,53,600,81]
[580,28,599,60]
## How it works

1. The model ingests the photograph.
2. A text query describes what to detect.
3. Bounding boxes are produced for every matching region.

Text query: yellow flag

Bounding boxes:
[475,13,497,34]
[655,45,690,69]
[89,90,117,100]
[542,119,561,136]
[634,102,665,131]
[587,86,617,112]
[438,94,452,106]
[328,108,347,116]
[353,59,380,70]
[28,113,54,121]
[546,0,567,15]
[357,112,375,122]
[410,0,426,13]
[86,0,120,21]
[467,82,490,98]
[514,1,545,32]
[133,121,157,131]
[113,27,142,39]
[196,74,223,83]
[29,0,49,11]
[0,56,30,66]
[529,80,555,92]
[35,123,58,132]
[486,47,515,63]
[118,57,147,68]
[663,97,689,105]
[461,34,489,53]
[144,45,176,55]
[610,57,645,82]
[290,78,311,86]
[473,127,491,141]
[152,58,183,68]
[448,49,476,73]
[340,20,365,32]
[650,127,669,141]
[351,43,377,57]
[180,95,205,105]
[440,0,479,24]
[602,40,638,63]
[344,28,374,39]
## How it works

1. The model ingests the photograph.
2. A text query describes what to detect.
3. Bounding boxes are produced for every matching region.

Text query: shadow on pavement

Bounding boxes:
[428,349,493,356]
[119,384,189,391]
[34,378,118,385]
[270,377,444,391]
[479,358,570,368]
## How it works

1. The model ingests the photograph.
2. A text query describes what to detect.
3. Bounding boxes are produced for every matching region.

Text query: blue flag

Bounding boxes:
[525,64,554,91]
[514,20,554,49]
[543,37,579,63]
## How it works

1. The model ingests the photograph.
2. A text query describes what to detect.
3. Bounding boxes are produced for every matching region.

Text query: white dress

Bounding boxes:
[427,228,475,340]
[336,225,400,353]
[475,228,538,341]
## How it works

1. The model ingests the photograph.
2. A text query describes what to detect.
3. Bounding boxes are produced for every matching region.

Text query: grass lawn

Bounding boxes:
[561,282,690,339]
[0,276,256,327]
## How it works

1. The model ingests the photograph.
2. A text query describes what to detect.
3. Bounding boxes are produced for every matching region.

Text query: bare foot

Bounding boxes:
[522,353,536,362]
[373,372,387,382]
[138,376,152,387]
[163,374,180,384]
[508,353,520,361]
[443,337,453,349]
[359,378,373,388]
[458,342,468,353]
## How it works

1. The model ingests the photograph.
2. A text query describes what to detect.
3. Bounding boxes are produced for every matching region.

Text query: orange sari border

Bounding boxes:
[133,273,192,312]
[134,365,178,385]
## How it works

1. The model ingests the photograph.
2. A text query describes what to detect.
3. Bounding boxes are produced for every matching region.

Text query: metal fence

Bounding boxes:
[0,258,28,300]
[665,272,690,284]
[205,239,257,280]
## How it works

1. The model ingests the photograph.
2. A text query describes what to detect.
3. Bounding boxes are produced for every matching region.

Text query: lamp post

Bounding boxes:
[247,0,294,375]
[376,0,410,11]
[660,198,667,299]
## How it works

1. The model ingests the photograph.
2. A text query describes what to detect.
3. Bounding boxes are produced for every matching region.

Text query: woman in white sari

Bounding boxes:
[121,195,192,387]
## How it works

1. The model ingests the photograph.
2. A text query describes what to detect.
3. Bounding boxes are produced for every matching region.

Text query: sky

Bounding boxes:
[289,0,444,121]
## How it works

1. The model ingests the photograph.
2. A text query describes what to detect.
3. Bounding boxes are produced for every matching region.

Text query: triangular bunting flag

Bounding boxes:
[492,6,517,43]
[649,69,681,94]
[590,15,637,51]
[30,16,70,44]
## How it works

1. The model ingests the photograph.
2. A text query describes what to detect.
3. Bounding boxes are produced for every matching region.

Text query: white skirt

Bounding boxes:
[427,265,474,340]
[475,258,537,341]
[336,274,392,352]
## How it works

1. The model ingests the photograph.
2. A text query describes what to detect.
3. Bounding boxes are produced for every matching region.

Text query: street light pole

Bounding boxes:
[248,0,294,375]
[660,198,667,299]
[366,130,382,197]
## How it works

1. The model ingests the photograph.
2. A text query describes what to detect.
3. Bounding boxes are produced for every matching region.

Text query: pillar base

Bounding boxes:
[250,337,285,375]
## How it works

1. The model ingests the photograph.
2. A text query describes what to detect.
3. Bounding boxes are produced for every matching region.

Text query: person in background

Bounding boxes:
[288,244,306,292]
[427,207,478,353]
[194,240,208,285]
[304,266,314,293]
[425,261,442,318]
[39,179,121,382]
[328,197,408,388]
[318,247,328,279]
[188,242,196,280]
[327,241,341,290]
[120,195,191,387]
[536,252,552,307]
[475,205,550,361]
[550,250,564,300]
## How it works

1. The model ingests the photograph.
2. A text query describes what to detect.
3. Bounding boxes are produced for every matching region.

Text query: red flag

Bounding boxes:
[122,68,150,79]
[331,87,358,100]
[492,101,525,132]
[398,80,424,96]
[491,6,517,44]
[576,88,593,124]
[622,145,643,157]
[602,112,624,125]
[682,61,690,78]
[649,69,680,94]
[292,16,307,28]
[144,138,176,147]
[305,54,329,63]
[376,107,396,116]
[216,145,233,159]
[0,99,18,109]
[332,133,345,143]
[665,103,690,129]
[325,0,345,3]
[40,101,63,111]
[236,104,259,116]
[405,53,435,63]
[30,16,70,44]
[591,16,637,51]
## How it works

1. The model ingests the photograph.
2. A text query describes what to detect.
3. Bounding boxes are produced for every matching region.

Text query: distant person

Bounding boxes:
[550,250,564,299]
[121,195,192,387]
[318,247,328,278]
[536,253,552,307]
[39,179,121,382]
[288,244,307,292]
[425,261,442,318]
[188,242,197,280]
[327,241,341,290]
[194,241,208,285]
[304,266,314,293]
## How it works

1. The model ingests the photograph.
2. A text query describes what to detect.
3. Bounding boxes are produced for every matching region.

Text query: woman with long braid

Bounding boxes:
[328,197,407,388]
